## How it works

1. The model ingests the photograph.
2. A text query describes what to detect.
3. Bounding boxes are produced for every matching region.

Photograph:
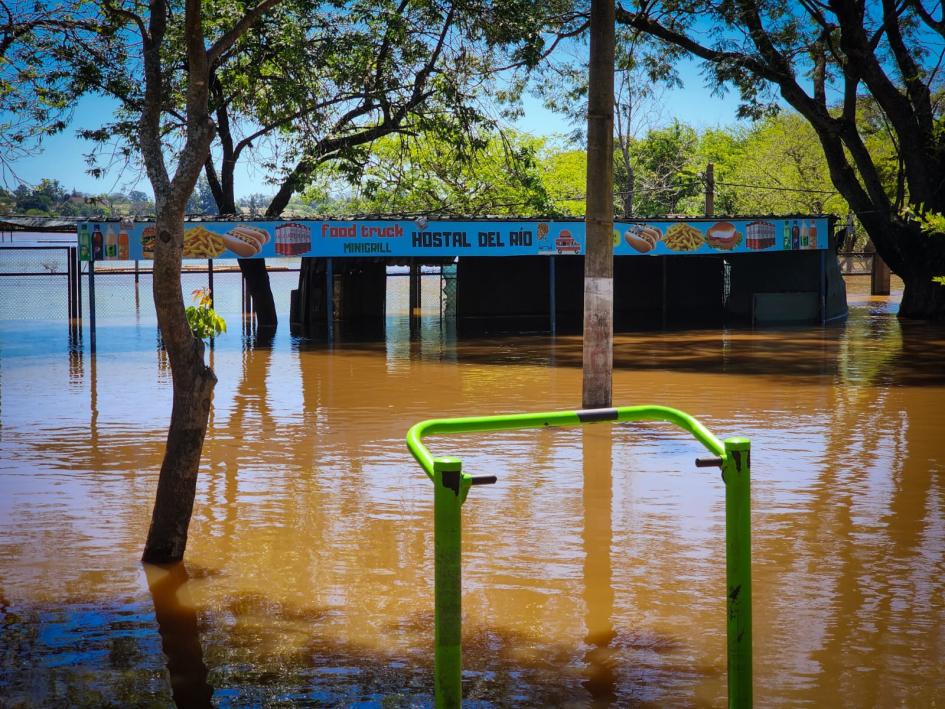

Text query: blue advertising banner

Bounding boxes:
[77,217,830,262]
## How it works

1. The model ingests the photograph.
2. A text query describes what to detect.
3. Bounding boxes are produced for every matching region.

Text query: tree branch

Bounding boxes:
[101,0,149,43]
[139,0,170,196]
[907,0,945,39]
[206,0,283,67]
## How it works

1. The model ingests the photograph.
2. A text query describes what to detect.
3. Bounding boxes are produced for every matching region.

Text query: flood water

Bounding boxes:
[1,273,944,706]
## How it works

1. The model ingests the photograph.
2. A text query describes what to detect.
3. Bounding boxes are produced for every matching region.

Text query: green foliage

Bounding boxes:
[185,289,226,341]
[0,2,87,182]
[308,130,557,216]
[186,176,219,216]
[65,0,540,216]
[541,147,586,216]
[630,121,701,215]
[713,114,845,215]
[902,204,945,236]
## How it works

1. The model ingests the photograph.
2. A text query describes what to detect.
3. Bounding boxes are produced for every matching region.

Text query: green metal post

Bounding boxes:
[724,437,752,709]
[433,456,466,708]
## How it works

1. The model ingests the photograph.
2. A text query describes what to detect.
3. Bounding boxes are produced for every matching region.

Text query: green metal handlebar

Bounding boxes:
[407,404,727,482]
[406,404,752,709]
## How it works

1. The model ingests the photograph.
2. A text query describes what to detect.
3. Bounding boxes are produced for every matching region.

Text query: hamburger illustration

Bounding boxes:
[221,224,270,257]
[706,221,742,250]
[141,226,156,258]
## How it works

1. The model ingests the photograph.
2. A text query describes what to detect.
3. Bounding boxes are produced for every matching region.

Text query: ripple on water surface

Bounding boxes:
[1,276,945,705]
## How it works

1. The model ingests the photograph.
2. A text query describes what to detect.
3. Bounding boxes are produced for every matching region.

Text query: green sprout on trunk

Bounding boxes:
[185,288,226,340]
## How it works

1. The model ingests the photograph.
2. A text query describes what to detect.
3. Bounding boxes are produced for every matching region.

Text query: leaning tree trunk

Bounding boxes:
[142,207,218,563]
[900,275,945,319]
[860,212,945,320]
[238,258,277,328]
[896,229,945,320]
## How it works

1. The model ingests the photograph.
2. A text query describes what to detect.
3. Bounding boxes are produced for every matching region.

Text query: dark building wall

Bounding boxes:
[553,256,584,330]
[725,251,820,319]
[724,250,844,322]
[291,257,329,331]
[663,256,725,327]
[457,256,551,319]
[434,248,848,333]
[291,257,386,334]
[336,258,386,320]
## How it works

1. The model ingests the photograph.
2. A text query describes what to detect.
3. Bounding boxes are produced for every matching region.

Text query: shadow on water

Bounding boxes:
[156,588,714,707]
[287,309,945,387]
[0,583,717,707]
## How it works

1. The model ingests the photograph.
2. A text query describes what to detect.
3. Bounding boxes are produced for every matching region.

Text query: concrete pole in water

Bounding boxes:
[582,0,615,409]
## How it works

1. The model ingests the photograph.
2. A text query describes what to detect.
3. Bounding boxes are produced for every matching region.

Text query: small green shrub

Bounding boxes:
[185,288,226,340]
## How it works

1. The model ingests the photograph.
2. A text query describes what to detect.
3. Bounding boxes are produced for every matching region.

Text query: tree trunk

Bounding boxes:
[621,162,633,217]
[860,212,945,320]
[898,276,945,319]
[142,212,217,563]
[204,150,278,330]
[238,258,277,328]
[582,0,616,409]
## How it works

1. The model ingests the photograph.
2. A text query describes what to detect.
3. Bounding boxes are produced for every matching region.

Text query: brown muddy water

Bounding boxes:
[1,274,944,707]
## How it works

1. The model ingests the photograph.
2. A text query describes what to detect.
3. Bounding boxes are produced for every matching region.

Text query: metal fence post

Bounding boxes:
[88,253,96,353]
[723,437,752,709]
[433,456,465,709]
[208,258,214,306]
[67,246,76,320]
[548,255,556,336]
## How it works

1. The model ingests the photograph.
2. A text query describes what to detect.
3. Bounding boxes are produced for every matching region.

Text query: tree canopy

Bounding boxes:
[611,0,945,317]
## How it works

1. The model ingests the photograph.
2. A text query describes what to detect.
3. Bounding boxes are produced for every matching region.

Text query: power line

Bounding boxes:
[712,180,838,195]
[551,179,840,201]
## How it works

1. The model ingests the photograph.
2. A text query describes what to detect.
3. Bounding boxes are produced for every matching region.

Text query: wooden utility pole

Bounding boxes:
[705,162,715,216]
[582,0,616,409]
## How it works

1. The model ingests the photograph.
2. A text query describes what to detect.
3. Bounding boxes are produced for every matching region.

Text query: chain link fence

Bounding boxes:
[0,246,76,320]
[1,249,456,326]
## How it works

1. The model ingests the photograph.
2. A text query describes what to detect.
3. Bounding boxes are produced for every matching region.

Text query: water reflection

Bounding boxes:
[582,426,616,705]
[144,563,213,707]
[1,278,944,706]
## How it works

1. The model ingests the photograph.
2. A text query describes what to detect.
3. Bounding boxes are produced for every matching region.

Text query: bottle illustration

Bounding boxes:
[800,220,809,248]
[118,230,129,259]
[78,223,90,261]
[808,220,817,249]
[92,224,103,260]
[105,225,117,259]
[782,221,791,250]
[791,220,800,250]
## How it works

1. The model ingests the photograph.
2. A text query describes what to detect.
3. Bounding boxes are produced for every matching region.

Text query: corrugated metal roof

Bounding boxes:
[0,216,79,231]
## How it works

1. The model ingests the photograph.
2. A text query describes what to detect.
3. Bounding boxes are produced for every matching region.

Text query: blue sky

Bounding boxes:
[14,57,751,199]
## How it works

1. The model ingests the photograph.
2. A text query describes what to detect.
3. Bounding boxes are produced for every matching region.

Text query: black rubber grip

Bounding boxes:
[470,475,498,485]
[575,408,619,423]
[695,456,724,468]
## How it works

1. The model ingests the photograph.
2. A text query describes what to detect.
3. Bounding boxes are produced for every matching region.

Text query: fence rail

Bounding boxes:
[838,251,873,275]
